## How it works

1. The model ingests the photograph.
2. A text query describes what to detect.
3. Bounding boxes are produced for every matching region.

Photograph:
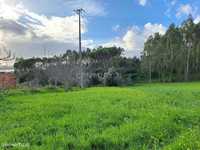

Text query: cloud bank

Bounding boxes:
[102,23,167,57]
[0,0,90,58]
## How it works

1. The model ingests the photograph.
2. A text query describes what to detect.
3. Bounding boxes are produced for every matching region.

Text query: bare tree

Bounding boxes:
[45,57,83,90]
[0,45,15,61]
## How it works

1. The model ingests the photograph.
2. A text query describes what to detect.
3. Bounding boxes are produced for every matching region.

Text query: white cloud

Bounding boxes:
[138,0,147,6]
[30,15,87,43]
[102,23,166,57]
[0,0,92,59]
[112,24,120,32]
[176,4,196,18]
[143,23,166,37]
[194,16,200,24]
[0,0,23,21]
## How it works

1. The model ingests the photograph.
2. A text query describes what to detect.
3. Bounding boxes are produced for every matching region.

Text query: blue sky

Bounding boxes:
[0,0,200,58]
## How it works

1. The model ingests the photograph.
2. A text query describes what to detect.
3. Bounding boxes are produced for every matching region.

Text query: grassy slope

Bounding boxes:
[1,83,200,149]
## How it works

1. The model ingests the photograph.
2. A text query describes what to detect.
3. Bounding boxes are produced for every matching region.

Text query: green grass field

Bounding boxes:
[1,83,200,150]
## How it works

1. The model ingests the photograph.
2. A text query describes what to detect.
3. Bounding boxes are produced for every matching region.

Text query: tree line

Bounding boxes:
[14,47,140,89]
[142,15,200,82]
[14,16,200,88]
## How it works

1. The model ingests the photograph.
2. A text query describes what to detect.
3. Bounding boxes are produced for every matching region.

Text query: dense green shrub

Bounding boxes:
[88,74,102,86]
[103,68,122,86]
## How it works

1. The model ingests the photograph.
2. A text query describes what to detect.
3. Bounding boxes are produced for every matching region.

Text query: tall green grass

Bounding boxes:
[1,83,200,149]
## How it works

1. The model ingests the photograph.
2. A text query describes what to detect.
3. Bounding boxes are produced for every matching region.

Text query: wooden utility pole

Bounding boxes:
[74,8,85,88]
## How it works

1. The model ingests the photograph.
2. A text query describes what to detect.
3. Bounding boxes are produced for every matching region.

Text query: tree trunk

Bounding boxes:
[170,48,174,82]
[149,55,152,83]
[185,48,191,81]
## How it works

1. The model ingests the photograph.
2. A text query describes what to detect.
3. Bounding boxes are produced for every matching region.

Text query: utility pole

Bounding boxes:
[74,8,85,88]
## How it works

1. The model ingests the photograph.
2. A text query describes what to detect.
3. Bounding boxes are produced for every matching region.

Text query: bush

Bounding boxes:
[103,68,122,86]
[88,73,102,86]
